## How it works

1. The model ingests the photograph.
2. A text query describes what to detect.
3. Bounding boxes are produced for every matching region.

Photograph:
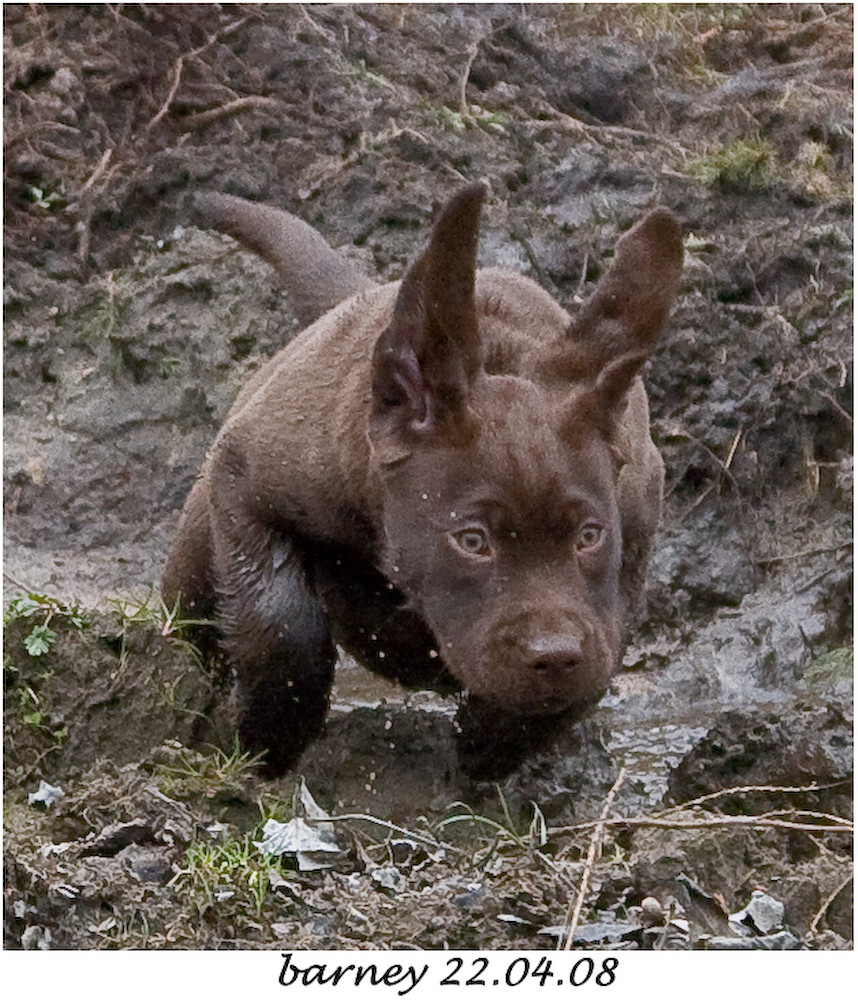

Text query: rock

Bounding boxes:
[666,706,853,817]
[705,930,802,950]
[78,819,155,858]
[729,889,785,934]
[27,780,64,808]
[21,925,52,950]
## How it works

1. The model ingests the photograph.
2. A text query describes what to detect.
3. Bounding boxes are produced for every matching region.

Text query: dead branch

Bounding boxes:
[537,100,692,155]
[561,767,627,950]
[664,427,742,493]
[3,571,37,594]
[309,811,462,855]
[457,41,480,116]
[80,147,114,193]
[551,813,852,837]
[819,390,853,425]
[179,95,286,132]
[143,14,254,135]
[757,541,852,565]
[808,871,854,936]
[662,781,851,812]
[5,120,81,149]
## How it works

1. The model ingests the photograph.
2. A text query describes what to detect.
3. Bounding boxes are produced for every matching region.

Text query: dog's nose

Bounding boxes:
[525,635,583,673]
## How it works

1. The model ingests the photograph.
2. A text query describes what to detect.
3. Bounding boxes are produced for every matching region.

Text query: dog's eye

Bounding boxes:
[576,523,604,550]
[449,527,493,559]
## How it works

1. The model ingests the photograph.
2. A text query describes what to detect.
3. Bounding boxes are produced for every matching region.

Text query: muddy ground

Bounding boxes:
[3,4,853,951]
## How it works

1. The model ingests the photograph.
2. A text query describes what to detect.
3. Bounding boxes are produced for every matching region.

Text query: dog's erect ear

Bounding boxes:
[370,183,485,462]
[558,208,683,437]
[570,208,683,374]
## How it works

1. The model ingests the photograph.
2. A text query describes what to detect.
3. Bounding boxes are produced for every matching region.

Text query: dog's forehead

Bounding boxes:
[442,374,617,515]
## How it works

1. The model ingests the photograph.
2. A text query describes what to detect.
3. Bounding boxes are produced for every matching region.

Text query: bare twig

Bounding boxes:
[808,871,853,936]
[819,390,853,425]
[3,571,36,594]
[664,427,741,493]
[561,767,627,950]
[551,814,852,837]
[458,41,480,116]
[757,540,852,565]
[5,120,81,148]
[661,781,851,812]
[512,229,553,292]
[143,14,253,135]
[548,782,853,840]
[179,95,284,131]
[307,811,461,855]
[538,100,692,154]
[723,427,743,471]
[80,147,114,193]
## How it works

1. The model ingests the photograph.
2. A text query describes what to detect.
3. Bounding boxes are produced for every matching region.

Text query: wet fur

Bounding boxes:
[163,185,683,778]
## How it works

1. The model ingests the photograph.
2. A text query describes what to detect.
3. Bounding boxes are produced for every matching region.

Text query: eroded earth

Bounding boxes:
[4,4,852,950]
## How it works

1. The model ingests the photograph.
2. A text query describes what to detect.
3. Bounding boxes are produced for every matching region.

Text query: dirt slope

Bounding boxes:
[4,4,852,951]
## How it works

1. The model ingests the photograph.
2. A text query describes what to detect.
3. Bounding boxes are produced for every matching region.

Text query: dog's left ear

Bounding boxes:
[370,183,485,463]
[559,208,684,435]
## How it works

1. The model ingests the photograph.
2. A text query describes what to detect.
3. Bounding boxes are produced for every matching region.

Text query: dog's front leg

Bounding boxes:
[208,456,336,775]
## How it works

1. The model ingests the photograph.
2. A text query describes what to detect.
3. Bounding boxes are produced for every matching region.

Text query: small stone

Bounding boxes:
[730,889,785,935]
[119,845,173,883]
[49,67,78,96]
[21,925,51,950]
[640,896,665,927]
[371,867,407,893]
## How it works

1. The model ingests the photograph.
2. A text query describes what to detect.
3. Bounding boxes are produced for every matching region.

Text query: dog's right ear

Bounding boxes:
[369,184,486,464]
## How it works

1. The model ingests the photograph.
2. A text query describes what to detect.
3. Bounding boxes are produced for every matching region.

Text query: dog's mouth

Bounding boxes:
[462,686,605,720]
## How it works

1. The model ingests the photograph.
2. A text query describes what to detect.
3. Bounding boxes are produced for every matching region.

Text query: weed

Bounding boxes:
[686,137,777,192]
[102,908,152,947]
[158,354,182,377]
[553,4,753,51]
[12,678,67,743]
[805,646,853,684]
[4,592,88,662]
[157,739,263,800]
[345,57,396,92]
[23,624,56,657]
[111,588,210,637]
[109,588,212,672]
[793,140,837,197]
[26,183,65,212]
[171,829,285,915]
[438,787,548,860]
[425,103,509,136]
[5,593,87,629]
[82,274,125,344]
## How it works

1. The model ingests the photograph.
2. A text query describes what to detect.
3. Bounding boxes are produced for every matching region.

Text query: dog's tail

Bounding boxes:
[192,192,378,327]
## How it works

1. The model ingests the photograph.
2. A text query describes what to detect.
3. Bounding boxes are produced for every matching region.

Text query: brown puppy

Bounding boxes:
[163,184,683,778]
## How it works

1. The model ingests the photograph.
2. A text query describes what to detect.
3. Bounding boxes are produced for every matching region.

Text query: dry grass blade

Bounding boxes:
[756,542,852,565]
[307,811,460,855]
